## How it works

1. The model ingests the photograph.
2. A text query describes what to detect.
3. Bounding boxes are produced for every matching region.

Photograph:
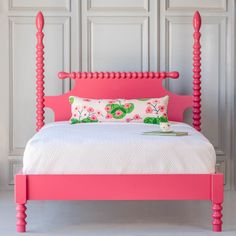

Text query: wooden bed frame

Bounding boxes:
[15,11,224,233]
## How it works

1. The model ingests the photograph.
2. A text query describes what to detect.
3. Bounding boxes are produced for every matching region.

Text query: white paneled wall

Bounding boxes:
[81,0,158,71]
[0,0,77,188]
[160,1,234,188]
[0,0,235,189]
[9,0,71,11]
[9,16,70,155]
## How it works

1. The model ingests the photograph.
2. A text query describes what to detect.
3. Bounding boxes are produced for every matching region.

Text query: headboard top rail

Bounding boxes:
[58,71,179,80]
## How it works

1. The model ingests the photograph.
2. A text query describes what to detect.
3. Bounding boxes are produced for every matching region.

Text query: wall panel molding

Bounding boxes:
[84,16,149,71]
[87,0,149,12]
[8,16,71,156]
[166,0,227,12]
[8,157,22,185]
[9,0,71,11]
[163,16,227,160]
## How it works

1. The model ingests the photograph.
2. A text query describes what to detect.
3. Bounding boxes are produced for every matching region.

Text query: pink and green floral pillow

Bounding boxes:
[69,96,169,124]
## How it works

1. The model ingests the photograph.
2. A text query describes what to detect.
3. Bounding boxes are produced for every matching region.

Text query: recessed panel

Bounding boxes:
[88,17,148,71]
[167,0,226,11]
[89,0,148,11]
[9,17,70,154]
[10,0,70,11]
[166,17,226,150]
[8,158,23,185]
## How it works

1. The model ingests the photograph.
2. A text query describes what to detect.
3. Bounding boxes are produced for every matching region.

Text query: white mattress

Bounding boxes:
[23,122,216,174]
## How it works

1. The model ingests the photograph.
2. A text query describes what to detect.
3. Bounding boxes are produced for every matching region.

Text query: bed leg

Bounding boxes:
[211,173,224,232]
[212,202,223,232]
[16,203,27,232]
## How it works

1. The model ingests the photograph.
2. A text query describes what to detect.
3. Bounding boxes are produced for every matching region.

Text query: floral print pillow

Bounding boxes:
[69,96,169,124]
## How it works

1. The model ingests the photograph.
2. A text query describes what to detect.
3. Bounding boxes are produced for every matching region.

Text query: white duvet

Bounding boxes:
[23,122,216,174]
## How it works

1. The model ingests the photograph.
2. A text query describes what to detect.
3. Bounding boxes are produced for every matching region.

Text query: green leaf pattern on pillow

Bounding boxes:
[69,96,169,124]
[105,101,134,119]
[69,98,99,124]
[143,99,168,124]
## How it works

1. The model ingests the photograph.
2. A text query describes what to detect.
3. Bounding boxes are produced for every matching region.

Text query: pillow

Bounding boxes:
[69,96,169,124]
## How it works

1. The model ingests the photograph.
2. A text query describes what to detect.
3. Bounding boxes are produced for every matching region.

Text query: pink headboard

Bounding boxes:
[35,11,202,132]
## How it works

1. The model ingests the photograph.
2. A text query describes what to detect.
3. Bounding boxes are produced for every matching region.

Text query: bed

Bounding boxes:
[15,11,224,233]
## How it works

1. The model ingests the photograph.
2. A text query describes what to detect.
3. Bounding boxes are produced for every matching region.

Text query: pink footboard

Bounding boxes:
[15,173,224,232]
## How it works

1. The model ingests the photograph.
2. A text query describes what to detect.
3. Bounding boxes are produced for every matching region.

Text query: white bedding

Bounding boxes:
[23,122,216,174]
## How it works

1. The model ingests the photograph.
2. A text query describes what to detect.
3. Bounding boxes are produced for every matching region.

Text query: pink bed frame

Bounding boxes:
[15,11,224,233]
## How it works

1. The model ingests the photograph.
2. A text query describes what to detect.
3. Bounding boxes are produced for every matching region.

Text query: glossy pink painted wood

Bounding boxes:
[211,174,224,203]
[36,11,45,132]
[211,174,224,232]
[15,173,224,231]
[36,12,201,127]
[212,203,223,232]
[45,72,192,122]
[14,11,224,233]
[192,11,202,131]
[58,71,180,80]
[16,204,27,233]
[27,174,212,200]
[15,174,223,201]
[15,174,27,232]
[15,174,27,204]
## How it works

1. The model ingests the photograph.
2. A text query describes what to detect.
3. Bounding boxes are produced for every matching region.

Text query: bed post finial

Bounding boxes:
[192,11,202,132]
[36,11,45,132]
[36,11,44,31]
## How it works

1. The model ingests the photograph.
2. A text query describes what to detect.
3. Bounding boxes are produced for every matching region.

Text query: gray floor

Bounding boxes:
[0,190,236,236]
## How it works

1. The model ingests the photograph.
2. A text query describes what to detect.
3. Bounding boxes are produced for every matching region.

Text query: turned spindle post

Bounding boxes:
[211,174,224,232]
[212,203,223,232]
[192,11,202,131]
[15,174,27,233]
[16,204,27,232]
[36,11,45,132]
